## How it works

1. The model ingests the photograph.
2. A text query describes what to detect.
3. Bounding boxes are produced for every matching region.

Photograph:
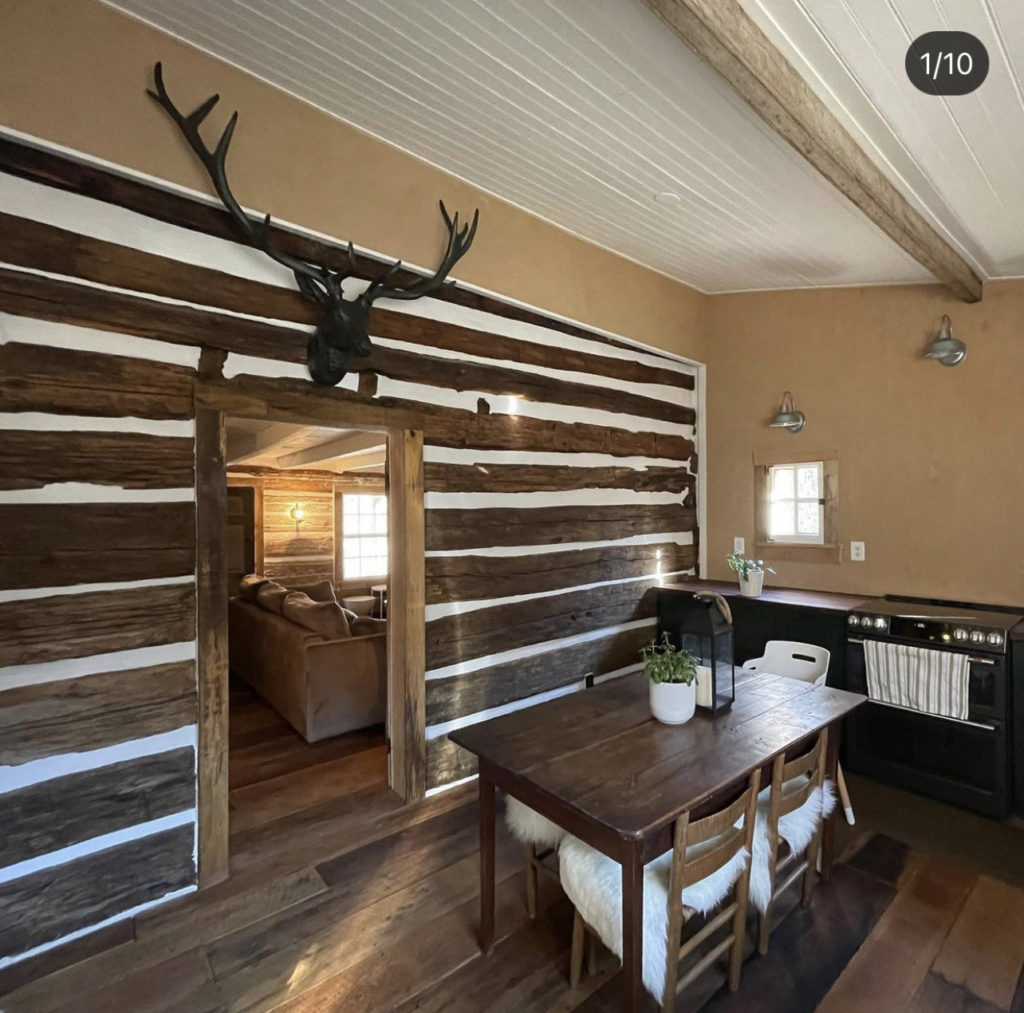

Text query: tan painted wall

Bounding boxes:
[703,280,1024,607]
[0,0,705,360]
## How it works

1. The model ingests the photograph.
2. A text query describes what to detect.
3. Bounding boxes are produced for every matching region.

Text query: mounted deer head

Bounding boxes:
[148,63,479,386]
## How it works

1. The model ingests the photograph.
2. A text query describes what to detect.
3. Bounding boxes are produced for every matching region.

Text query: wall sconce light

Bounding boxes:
[769,390,806,433]
[924,314,967,367]
[289,504,305,524]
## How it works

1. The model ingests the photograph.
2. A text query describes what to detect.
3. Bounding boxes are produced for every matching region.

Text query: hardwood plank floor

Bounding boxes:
[4,720,1024,1013]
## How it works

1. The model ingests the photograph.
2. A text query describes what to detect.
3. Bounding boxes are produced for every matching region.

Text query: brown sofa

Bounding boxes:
[228,592,387,742]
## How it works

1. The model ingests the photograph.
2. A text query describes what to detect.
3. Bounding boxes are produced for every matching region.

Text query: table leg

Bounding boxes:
[479,772,496,953]
[821,720,842,880]
[621,840,645,1012]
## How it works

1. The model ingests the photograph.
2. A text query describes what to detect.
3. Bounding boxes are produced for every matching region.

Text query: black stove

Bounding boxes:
[844,594,1024,818]
[847,597,1023,654]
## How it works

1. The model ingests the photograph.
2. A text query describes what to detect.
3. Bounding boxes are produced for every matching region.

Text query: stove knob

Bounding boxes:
[860,615,874,628]
[987,632,1003,647]
[874,617,887,630]
[848,614,860,627]
[953,628,968,641]
[969,630,985,644]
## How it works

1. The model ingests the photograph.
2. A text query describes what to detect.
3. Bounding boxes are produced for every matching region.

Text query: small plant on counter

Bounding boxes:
[725,552,776,582]
[641,633,697,685]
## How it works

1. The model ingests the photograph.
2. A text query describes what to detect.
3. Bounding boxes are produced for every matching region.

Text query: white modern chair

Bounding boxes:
[742,640,855,825]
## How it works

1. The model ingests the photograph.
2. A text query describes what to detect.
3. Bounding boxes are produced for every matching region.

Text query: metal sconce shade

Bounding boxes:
[925,314,967,367]
[769,390,806,433]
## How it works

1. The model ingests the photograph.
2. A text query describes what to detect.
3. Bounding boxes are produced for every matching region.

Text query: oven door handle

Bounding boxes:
[847,637,997,665]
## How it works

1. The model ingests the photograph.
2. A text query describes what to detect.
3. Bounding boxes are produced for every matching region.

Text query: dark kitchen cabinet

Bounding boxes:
[659,580,871,690]
[1013,625,1024,815]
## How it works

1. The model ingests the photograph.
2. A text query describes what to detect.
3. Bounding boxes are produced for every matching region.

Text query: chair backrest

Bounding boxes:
[670,768,760,892]
[768,727,829,822]
[742,640,830,684]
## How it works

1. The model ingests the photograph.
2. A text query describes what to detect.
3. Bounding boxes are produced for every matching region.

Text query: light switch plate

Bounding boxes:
[850,541,866,562]
[733,537,745,554]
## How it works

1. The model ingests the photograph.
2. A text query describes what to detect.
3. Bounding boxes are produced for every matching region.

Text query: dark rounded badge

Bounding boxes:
[906,32,989,95]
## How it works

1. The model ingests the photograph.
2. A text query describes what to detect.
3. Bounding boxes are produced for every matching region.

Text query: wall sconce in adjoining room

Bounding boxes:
[769,390,806,433]
[924,314,967,367]
[289,504,305,527]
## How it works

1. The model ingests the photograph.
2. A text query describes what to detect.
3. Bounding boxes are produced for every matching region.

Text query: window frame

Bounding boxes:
[765,461,825,546]
[338,490,389,582]
[754,457,839,564]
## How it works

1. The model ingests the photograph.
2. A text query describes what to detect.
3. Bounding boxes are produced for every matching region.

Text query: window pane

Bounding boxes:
[771,467,794,498]
[770,500,795,537]
[797,466,819,498]
[797,501,820,535]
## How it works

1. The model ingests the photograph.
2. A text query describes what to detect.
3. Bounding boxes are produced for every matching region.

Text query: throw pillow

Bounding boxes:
[284,579,337,604]
[255,580,290,614]
[238,574,268,602]
[282,592,352,640]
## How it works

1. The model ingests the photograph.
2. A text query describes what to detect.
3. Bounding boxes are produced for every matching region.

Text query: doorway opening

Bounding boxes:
[195,407,426,886]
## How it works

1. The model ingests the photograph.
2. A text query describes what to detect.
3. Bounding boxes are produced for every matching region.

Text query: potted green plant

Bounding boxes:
[726,552,776,598]
[642,633,698,725]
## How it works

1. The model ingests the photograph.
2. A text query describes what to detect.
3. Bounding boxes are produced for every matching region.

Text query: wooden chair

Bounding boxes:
[742,640,855,826]
[505,796,564,918]
[562,769,761,1011]
[756,727,829,955]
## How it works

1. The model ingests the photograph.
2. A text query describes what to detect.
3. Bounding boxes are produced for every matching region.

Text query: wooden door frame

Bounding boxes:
[194,389,426,888]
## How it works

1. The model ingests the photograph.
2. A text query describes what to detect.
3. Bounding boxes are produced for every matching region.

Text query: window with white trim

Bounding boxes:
[767,461,824,545]
[341,494,388,579]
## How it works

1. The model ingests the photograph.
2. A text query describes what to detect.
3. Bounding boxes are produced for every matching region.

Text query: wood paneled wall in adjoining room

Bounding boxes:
[0,136,699,968]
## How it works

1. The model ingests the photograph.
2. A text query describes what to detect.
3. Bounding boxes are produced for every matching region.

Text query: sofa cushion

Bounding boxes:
[284,579,337,604]
[282,592,352,640]
[239,574,269,602]
[256,580,290,614]
[351,616,387,637]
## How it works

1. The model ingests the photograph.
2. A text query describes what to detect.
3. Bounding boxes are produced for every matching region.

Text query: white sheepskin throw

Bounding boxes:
[747,778,836,914]
[559,833,749,1000]
[505,796,566,850]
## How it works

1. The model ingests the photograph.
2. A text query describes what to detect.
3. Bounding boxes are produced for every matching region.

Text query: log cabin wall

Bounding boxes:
[0,137,699,965]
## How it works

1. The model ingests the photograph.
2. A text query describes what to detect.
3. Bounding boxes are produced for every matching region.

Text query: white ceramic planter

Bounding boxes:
[739,570,765,597]
[649,680,696,725]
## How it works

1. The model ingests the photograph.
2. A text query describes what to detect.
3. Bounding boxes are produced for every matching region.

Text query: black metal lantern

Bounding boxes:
[655,588,735,714]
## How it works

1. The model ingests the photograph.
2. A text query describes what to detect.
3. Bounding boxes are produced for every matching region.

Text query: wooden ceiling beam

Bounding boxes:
[644,0,983,302]
[276,430,385,470]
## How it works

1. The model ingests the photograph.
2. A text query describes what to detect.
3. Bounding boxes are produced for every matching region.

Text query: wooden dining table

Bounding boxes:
[449,672,866,1012]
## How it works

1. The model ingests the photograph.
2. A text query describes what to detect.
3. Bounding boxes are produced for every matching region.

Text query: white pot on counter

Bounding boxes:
[739,570,765,597]
[649,680,696,725]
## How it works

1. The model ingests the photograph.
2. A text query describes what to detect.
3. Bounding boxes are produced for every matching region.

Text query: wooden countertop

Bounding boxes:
[657,578,877,614]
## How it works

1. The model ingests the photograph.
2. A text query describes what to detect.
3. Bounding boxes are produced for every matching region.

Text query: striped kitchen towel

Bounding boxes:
[863,640,970,721]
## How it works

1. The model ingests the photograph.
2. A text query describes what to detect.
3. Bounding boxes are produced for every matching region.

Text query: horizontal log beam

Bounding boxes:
[0,256,692,428]
[427,736,477,789]
[424,462,695,496]
[197,377,695,461]
[0,823,195,959]
[426,581,658,670]
[0,583,196,667]
[0,662,197,765]
[425,540,695,604]
[0,139,687,357]
[426,503,696,552]
[0,431,194,490]
[0,340,195,420]
[644,0,983,302]
[0,748,195,868]
[426,624,656,725]
[0,502,195,589]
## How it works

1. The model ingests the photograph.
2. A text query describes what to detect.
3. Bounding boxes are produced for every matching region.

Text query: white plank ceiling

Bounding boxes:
[105,0,1016,292]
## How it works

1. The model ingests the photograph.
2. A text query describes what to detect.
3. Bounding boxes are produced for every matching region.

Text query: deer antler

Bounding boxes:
[147,62,336,300]
[364,201,480,303]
